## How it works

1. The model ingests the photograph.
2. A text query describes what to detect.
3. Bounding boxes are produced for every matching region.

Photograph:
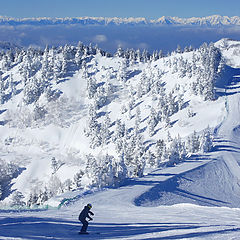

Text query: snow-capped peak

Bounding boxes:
[0,15,240,26]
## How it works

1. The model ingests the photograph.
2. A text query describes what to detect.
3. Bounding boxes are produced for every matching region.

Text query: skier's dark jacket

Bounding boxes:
[79,206,94,221]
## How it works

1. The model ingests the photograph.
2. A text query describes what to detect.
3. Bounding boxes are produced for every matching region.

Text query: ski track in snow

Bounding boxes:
[217,77,240,177]
[3,42,240,239]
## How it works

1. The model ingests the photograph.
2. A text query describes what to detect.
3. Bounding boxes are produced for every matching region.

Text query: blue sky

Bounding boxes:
[1,0,240,18]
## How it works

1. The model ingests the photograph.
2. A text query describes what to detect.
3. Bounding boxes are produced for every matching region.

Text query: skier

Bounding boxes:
[78,203,94,234]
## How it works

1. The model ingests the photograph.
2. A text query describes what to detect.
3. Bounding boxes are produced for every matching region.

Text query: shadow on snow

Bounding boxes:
[0,217,238,240]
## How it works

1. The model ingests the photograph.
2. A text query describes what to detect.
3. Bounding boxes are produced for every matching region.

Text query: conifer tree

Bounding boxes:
[146,150,156,167]
[200,127,213,152]
[11,191,26,208]
[101,113,111,146]
[187,131,200,153]
[0,74,4,104]
[85,104,102,148]
[115,47,124,58]
[73,170,84,188]
[156,139,166,165]
[85,154,99,187]
[75,41,84,67]
[117,60,127,82]
[87,76,97,99]
[148,107,158,136]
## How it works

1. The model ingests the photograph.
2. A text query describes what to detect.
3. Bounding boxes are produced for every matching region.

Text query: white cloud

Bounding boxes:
[94,34,107,43]
[115,40,128,49]
[19,32,26,37]
[137,42,149,50]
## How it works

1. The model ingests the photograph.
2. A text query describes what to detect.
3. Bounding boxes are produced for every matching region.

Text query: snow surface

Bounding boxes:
[1,164,240,239]
[0,46,227,205]
[1,39,240,239]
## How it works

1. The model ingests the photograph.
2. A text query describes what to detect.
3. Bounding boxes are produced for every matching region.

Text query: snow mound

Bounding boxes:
[135,158,240,207]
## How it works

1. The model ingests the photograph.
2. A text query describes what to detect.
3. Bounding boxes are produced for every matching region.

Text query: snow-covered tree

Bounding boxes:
[200,127,213,153]
[87,76,97,99]
[176,44,182,54]
[101,113,111,145]
[146,150,156,167]
[117,60,127,82]
[85,154,99,187]
[0,160,19,201]
[132,133,145,177]
[0,74,4,104]
[191,42,222,101]
[156,139,167,165]
[98,154,115,188]
[48,175,64,196]
[51,157,58,173]
[114,154,127,187]
[73,170,84,188]
[75,41,84,67]
[148,107,158,136]
[23,76,47,104]
[115,47,124,58]
[187,131,200,153]
[85,104,102,148]
[114,119,126,140]
[94,85,107,109]
[27,192,39,207]
[11,191,26,208]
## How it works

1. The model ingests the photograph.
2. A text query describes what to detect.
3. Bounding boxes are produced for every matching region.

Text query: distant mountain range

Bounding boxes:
[0,15,240,26]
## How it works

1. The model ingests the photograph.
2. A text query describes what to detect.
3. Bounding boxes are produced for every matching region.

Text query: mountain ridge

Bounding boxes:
[0,15,240,26]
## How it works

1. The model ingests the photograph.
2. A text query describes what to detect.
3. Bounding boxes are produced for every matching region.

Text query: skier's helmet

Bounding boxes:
[87,203,92,209]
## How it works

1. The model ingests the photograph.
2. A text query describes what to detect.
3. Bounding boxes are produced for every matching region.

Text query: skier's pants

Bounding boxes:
[80,220,88,232]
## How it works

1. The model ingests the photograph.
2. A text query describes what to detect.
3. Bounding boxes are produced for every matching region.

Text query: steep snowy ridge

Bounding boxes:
[0,15,240,26]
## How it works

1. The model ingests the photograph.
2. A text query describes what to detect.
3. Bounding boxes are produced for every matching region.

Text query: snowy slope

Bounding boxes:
[0,41,226,207]
[1,161,240,239]
[1,39,240,239]
[140,40,240,208]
